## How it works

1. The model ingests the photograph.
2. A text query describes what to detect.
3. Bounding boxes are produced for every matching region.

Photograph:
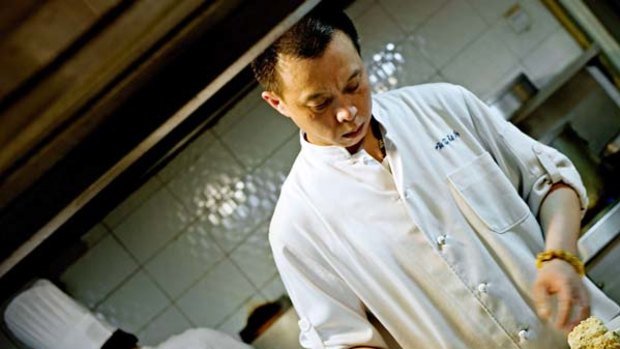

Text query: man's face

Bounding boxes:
[262,31,372,150]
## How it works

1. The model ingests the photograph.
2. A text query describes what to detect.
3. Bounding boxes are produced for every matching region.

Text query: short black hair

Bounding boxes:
[250,9,360,94]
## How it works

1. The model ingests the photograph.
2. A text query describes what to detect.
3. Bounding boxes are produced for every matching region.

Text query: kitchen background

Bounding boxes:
[0,0,601,347]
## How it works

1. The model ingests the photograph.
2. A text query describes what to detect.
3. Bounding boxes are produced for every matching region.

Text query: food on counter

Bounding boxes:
[568,316,620,349]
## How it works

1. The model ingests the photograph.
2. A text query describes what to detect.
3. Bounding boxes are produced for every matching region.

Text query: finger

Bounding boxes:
[556,286,573,329]
[577,286,591,325]
[533,281,551,320]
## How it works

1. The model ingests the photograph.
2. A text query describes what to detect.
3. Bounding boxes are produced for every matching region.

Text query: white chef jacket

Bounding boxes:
[269,83,620,349]
[3,279,115,349]
[143,328,254,349]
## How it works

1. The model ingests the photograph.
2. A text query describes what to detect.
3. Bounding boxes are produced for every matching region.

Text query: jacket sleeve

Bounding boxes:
[454,84,588,218]
[269,197,387,349]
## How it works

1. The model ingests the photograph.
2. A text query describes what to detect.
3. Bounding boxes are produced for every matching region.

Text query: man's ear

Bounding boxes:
[262,91,290,117]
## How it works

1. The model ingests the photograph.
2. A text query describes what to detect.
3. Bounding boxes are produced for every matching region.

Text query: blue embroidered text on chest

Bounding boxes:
[434,130,460,150]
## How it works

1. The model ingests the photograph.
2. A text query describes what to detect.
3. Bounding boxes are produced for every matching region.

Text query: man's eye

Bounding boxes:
[311,101,329,111]
[346,83,360,93]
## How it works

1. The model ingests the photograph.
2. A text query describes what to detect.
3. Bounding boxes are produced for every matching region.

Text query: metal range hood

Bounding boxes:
[0,0,344,295]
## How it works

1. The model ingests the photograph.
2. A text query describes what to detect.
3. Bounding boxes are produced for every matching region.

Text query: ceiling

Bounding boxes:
[0,0,353,295]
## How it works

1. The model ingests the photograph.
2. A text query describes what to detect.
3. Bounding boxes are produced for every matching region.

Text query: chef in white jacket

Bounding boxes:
[250,8,620,349]
[3,279,253,349]
[4,279,122,349]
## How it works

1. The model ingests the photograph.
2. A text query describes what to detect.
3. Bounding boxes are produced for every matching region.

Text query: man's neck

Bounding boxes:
[363,117,385,162]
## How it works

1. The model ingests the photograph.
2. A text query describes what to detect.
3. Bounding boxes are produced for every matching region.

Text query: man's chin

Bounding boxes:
[344,138,364,153]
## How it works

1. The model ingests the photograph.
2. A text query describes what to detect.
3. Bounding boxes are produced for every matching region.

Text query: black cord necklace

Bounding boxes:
[370,116,386,157]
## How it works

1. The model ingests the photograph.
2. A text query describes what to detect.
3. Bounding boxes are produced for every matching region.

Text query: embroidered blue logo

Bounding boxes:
[435,130,461,150]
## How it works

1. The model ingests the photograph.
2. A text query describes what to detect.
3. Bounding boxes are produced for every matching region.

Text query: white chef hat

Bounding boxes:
[3,279,116,349]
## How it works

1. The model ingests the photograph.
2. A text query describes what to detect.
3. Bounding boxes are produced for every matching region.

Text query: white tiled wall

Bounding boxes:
[1,0,585,347]
[349,0,582,99]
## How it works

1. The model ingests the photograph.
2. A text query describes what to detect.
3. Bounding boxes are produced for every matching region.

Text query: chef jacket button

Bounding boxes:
[477,283,488,293]
[518,328,529,341]
[532,144,543,155]
[299,319,311,332]
[436,234,447,248]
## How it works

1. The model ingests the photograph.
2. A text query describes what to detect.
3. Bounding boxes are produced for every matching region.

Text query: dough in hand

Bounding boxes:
[568,316,620,349]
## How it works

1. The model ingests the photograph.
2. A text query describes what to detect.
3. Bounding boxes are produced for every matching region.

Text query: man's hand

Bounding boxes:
[533,259,590,332]
[535,182,590,332]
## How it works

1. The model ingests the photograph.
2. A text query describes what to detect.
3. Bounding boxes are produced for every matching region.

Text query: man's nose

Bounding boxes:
[336,105,357,123]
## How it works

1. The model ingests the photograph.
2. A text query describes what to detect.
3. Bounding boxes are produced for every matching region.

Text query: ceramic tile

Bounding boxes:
[495,0,560,59]
[365,39,437,92]
[379,0,449,33]
[193,136,298,254]
[176,259,256,328]
[261,133,300,172]
[202,173,276,253]
[96,271,170,334]
[230,222,277,289]
[103,176,163,229]
[213,86,263,136]
[344,0,376,20]
[441,25,519,98]
[165,139,245,217]
[354,4,406,61]
[396,41,438,87]
[466,0,517,24]
[260,275,288,302]
[219,101,297,170]
[145,220,225,298]
[137,305,191,346]
[245,133,300,203]
[522,28,583,88]
[415,0,488,69]
[113,187,192,263]
[157,130,217,183]
[60,235,138,308]
[80,223,109,249]
[425,73,447,84]
[216,294,267,338]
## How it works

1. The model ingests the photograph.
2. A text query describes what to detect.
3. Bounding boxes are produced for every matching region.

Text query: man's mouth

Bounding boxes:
[343,122,364,138]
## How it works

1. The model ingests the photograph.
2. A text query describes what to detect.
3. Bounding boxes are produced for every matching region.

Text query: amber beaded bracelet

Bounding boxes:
[535,249,585,277]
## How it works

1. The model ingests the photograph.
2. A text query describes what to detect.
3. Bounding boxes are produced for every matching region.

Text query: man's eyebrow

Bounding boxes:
[302,70,362,104]
[347,69,361,82]
[302,92,329,104]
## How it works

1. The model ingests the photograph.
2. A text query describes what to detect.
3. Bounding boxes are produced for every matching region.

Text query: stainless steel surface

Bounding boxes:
[608,315,620,334]
[515,64,620,152]
[511,45,600,125]
[579,202,620,263]
[558,0,620,75]
[580,201,620,305]
[511,43,620,227]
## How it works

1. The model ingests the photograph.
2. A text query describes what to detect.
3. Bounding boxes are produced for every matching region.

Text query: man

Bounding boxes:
[251,8,620,349]
[4,279,131,349]
[4,279,253,349]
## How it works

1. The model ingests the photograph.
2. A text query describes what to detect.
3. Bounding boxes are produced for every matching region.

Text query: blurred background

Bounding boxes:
[1,0,620,348]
